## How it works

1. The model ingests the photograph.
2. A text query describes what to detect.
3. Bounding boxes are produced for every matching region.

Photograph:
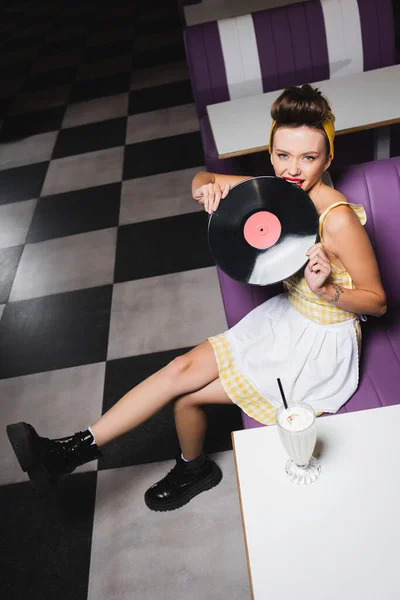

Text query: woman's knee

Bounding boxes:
[164,354,192,380]
[173,393,198,413]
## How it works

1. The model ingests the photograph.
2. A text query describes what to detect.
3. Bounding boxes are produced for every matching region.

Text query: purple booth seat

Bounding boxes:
[216,156,400,429]
[183,0,397,174]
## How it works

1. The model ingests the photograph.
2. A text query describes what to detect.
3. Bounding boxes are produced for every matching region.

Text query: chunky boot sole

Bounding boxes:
[6,422,62,495]
[144,460,223,512]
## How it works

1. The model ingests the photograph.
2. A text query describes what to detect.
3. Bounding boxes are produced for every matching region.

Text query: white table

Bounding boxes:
[232,405,400,600]
[207,64,400,161]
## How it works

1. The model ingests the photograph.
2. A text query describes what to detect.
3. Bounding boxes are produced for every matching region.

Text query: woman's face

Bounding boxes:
[270,125,331,192]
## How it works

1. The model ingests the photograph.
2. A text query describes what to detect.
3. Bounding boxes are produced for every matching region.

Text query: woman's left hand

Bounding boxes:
[304,243,331,295]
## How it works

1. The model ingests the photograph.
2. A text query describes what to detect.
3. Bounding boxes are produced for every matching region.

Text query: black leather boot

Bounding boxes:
[144,454,222,511]
[6,421,102,493]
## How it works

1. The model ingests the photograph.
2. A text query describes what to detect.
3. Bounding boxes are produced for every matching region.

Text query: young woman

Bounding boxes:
[7,85,386,512]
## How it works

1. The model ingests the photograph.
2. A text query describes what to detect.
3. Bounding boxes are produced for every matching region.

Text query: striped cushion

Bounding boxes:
[184,0,395,119]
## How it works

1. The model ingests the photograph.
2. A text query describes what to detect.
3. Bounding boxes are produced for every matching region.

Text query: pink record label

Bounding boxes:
[243,211,281,249]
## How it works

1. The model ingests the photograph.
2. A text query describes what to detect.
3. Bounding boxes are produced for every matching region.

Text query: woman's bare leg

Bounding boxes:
[173,378,232,460]
[91,340,219,447]
[144,376,232,511]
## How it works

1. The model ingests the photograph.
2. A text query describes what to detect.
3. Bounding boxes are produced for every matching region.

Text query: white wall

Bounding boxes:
[184,0,308,26]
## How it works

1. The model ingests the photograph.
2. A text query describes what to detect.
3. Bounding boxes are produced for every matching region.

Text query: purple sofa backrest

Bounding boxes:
[335,157,400,310]
[184,0,395,120]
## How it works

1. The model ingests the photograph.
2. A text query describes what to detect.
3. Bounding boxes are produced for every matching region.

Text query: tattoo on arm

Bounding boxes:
[330,283,344,303]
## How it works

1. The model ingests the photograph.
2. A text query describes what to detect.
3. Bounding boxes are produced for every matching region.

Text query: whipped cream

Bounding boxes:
[278,406,313,432]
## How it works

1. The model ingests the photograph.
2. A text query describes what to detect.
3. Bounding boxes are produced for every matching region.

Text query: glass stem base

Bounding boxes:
[285,456,321,485]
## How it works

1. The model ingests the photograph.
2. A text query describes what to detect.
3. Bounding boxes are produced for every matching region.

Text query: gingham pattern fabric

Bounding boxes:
[284,202,367,345]
[208,332,279,425]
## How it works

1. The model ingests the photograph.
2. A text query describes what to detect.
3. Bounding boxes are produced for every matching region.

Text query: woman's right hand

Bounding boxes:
[193,182,230,214]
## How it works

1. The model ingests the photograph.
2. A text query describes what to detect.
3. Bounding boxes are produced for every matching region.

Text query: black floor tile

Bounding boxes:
[86,25,134,47]
[44,23,89,42]
[19,15,56,26]
[114,211,213,282]
[133,43,185,69]
[0,97,14,119]
[93,7,138,26]
[123,131,204,179]
[93,15,137,27]
[70,72,130,103]
[100,349,243,469]
[0,246,23,304]
[77,54,132,81]
[0,60,32,79]
[138,13,181,35]
[0,105,65,141]
[58,5,95,19]
[53,13,94,26]
[30,49,83,74]
[27,182,121,242]
[52,117,127,159]
[38,35,87,56]
[0,162,49,204]
[82,39,134,62]
[128,79,193,115]
[0,285,113,379]
[0,472,97,600]
[5,33,44,51]
[22,65,78,92]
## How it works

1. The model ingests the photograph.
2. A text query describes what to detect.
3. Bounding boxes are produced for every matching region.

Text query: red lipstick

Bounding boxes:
[283,177,304,187]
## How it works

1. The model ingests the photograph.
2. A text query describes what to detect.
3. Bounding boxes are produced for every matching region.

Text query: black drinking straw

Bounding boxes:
[277,378,288,409]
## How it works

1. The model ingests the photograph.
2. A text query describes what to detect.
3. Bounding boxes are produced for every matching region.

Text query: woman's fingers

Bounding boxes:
[197,182,229,214]
[212,186,222,212]
[222,182,230,198]
[308,250,330,272]
[204,184,213,213]
[309,259,330,273]
[193,187,204,203]
[204,183,220,213]
[309,252,330,267]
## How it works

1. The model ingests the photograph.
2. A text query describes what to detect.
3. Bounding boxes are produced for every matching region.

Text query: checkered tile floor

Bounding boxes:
[0,2,248,599]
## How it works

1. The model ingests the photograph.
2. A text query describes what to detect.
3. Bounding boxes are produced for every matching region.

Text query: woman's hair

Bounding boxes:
[270,84,333,155]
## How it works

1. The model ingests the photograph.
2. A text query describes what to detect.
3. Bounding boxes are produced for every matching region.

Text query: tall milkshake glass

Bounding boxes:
[276,402,321,485]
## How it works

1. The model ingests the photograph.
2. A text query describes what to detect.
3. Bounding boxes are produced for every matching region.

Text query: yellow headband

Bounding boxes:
[269,114,336,159]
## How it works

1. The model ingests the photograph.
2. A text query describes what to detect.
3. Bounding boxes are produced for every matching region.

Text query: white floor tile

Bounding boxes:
[107,267,227,360]
[88,451,250,600]
[0,198,37,249]
[0,362,106,485]
[126,103,199,144]
[130,61,189,91]
[41,147,124,196]
[0,131,58,170]
[120,167,204,225]
[9,227,117,301]
[62,94,129,128]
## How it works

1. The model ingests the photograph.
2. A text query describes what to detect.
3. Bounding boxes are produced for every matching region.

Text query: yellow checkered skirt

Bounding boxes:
[208,332,278,425]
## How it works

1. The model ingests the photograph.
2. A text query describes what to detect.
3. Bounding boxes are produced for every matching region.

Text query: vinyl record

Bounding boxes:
[207,176,319,285]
